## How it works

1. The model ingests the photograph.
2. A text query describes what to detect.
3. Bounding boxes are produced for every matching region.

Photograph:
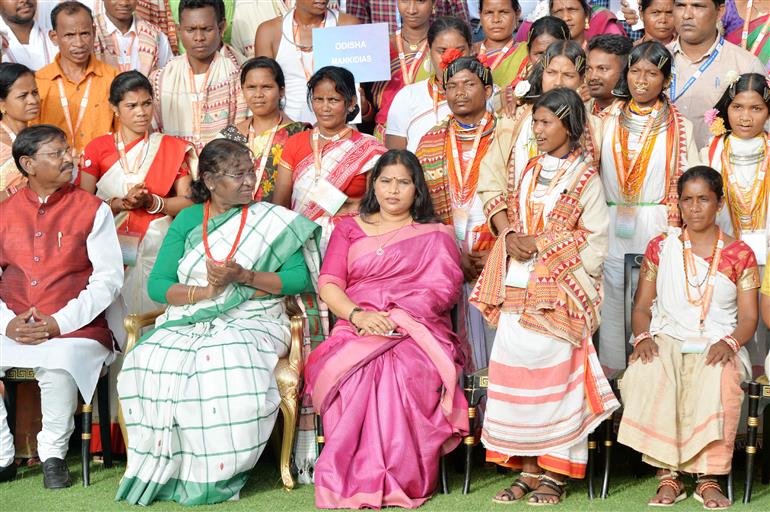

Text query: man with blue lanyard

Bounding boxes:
[667,0,764,148]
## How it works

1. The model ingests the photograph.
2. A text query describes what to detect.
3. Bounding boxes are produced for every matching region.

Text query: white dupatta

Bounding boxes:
[650,227,751,374]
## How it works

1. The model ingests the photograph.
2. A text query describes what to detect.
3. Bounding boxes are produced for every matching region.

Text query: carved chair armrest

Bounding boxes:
[124,308,166,353]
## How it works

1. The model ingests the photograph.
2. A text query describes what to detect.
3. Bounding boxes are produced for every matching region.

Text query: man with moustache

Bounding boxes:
[0,124,123,488]
[0,0,57,69]
[34,1,118,155]
[667,0,764,148]
[586,34,632,118]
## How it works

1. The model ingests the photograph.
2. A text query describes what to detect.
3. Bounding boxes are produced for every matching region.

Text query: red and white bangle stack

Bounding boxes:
[721,335,740,353]
[633,331,652,348]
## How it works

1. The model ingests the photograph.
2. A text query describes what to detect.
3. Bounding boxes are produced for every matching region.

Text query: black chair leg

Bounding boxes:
[440,455,449,494]
[462,406,476,495]
[762,404,770,485]
[587,433,597,500]
[96,374,112,468]
[315,414,324,456]
[601,417,613,499]
[726,469,734,504]
[743,382,760,503]
[81,403,92,487]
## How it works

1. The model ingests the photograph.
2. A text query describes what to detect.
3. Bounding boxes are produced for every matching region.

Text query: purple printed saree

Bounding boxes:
[304,218,469,509]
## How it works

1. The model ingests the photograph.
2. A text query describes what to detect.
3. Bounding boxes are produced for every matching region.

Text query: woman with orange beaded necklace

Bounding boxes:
[703,73,770,253]
[619,167,759,510]
[596,41,698,374]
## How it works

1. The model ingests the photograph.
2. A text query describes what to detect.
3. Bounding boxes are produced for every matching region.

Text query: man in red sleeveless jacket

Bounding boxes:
[0,125,123,489]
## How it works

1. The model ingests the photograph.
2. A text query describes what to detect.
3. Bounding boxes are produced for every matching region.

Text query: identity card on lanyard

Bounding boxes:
[307,128,349,216]
[669,38,724,102]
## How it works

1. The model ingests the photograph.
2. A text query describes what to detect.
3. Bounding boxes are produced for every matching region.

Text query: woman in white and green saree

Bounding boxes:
[116,138,321,506]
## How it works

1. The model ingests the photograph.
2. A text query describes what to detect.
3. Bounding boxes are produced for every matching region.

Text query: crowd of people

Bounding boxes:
[0,0,769,509]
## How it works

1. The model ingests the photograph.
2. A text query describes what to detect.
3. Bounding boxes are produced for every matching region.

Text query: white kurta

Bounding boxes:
[598,106,699,372]
[387,79,452,153]
[0,18,56,70]
[0,201,123,400]
[99,14,172,73]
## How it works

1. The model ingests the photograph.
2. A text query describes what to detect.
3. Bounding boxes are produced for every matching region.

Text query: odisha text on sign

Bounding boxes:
[335,40,368,50]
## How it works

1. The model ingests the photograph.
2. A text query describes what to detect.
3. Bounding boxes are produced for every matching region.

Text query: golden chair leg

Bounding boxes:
[278,393,298,490]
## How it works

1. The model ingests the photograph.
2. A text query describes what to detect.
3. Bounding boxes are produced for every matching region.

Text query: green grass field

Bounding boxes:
[1,449,769,511]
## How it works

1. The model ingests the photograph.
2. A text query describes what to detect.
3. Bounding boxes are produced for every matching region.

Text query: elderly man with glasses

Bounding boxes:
[0,124,123,489]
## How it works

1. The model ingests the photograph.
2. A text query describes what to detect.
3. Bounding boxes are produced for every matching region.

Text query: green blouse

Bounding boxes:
[148,203,311,303]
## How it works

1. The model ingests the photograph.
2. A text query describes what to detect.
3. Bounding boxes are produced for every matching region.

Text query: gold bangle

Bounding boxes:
[187,285,197,304]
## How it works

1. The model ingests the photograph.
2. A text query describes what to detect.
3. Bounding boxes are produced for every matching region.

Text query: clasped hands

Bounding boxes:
[6,307,61,345]
[108,183,153,213]
[204,258,247,298]
[505,232,538,262]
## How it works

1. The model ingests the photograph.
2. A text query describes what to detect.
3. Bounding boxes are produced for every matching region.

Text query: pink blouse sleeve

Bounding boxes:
[318,220,354,290]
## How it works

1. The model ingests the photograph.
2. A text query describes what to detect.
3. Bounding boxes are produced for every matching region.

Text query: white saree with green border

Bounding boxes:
[116,202,320,505]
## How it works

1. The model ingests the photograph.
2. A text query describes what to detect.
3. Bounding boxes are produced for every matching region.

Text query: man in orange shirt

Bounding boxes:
[35,1,117,155]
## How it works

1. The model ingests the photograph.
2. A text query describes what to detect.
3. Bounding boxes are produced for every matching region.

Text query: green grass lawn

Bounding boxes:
[1,448,769,511]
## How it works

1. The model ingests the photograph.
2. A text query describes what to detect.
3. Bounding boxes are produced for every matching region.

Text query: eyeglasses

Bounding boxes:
[220,168,258,183]
[34,147,72,160]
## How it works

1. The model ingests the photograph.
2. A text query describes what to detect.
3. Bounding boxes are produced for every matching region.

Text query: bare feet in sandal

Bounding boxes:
[527,473,566,505]
[696,479,731,510]
[649,479,685,506]
[493,472,542,503]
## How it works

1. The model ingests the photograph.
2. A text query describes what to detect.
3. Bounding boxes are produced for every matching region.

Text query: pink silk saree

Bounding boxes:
[304,218,469,509]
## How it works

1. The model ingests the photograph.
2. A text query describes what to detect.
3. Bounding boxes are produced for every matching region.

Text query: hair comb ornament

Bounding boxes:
[575,55,585,72]
[554,104,571,119]
[657,55,668,69]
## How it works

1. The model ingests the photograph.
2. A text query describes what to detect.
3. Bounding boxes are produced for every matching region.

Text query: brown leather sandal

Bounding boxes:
[526,474,566,506]
[492,471,542,504]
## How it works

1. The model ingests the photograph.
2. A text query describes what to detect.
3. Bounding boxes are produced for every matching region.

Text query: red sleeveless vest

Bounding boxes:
[0,184,113,349]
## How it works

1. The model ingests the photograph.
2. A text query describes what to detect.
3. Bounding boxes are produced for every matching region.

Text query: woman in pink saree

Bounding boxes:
[304,149,469,509]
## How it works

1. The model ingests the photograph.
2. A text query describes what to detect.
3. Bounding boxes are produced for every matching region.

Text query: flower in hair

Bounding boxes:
[724,70,740,87]
[704,108,719,126]
[766,77,770,90]
[704,108,727,136]
[440,48,464,71]
[513,80,532,99]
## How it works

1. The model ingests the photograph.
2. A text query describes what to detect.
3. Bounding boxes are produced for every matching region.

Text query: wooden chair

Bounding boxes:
[120,302,305,490]
[743,338,770,503]
[1,367,113,487]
